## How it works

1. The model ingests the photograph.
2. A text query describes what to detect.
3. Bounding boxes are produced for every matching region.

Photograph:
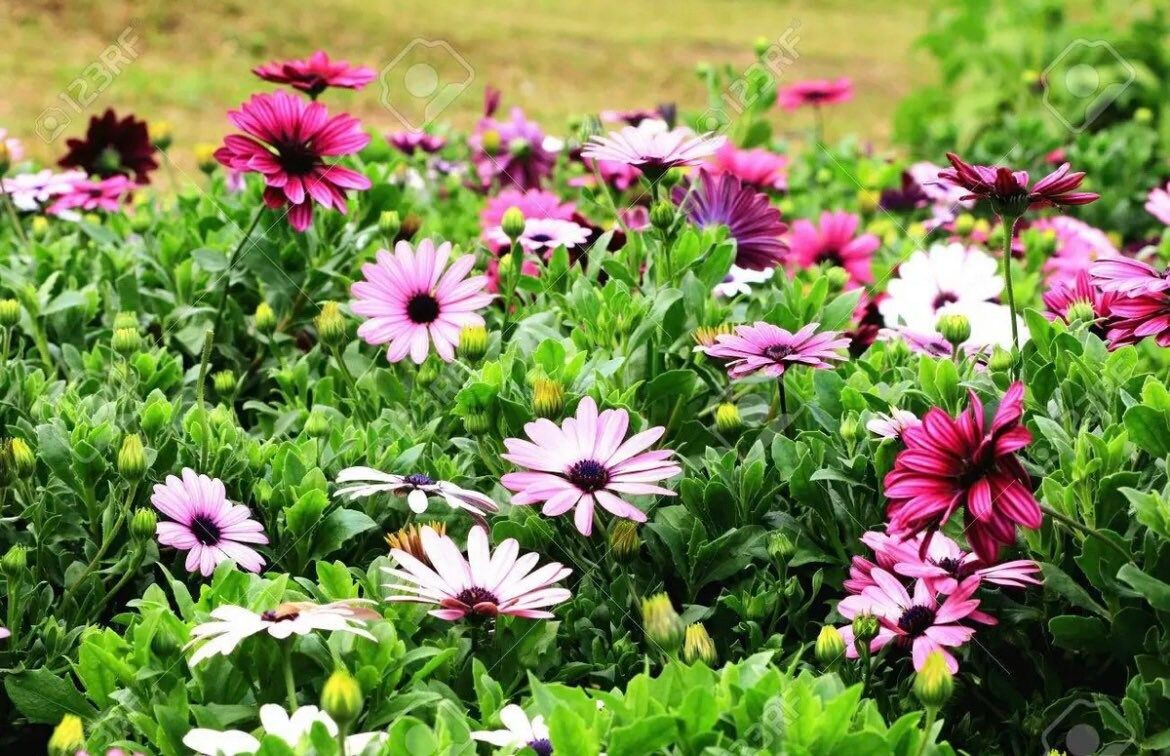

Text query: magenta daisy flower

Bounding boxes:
[252,50,375,98]
[939,153,1099,217]
[707,142,789,191]
[703,322,850,379]
[58,109,158,183]
[46,175,135,217]
[582,120,725,181]
[383,526,571,620]
[386,131,447,155]
[501,397,681,536]
[778,78,854,110]
[1042,269,1116,337]
[470,92,556,190]
[788,211,878,286]
[861,530,1041,596]
[1090,257,1170,297]
[151,468,268,576]
[1098,288,1170,350]
[487,218,591,255]
[480,188,576,249]
[351,239,493,363]
[675,170,788,271]
[837,568,981,672]
[213,91,371,232]
[1147,183,1170,225]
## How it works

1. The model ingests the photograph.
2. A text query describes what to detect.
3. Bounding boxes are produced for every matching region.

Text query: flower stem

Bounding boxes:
[914,706,937,756]
[209,209,265,343]
[336,724,349,756]
[1040,503,1129,562]
[282,641,298,710]
[0,171,29,246]
[999,215,1021,378]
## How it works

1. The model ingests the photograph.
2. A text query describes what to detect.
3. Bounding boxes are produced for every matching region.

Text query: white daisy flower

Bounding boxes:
[334,466,499,519]
[183,704,387,755]
[471,704,552,754]
[865,409,921,440]
[186,601,379,666]
[714,265,775,298]
[879,242,1002,333]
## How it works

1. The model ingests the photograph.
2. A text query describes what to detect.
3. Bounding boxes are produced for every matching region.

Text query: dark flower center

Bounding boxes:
[932,291,958,311]
[935,557,963,576]
[897,605,937,637]
[404,473,435,486]
[97,147,124,174]
[815,248,845,267]
[567,459,610,493]
[529,233,553,244]
[190,514,222,546]
[456,586,500,609]
[528,739,553,756]
[763,344,795,362]
[260,609,300,622]
[276,142,320,176]
[406,293,441,324]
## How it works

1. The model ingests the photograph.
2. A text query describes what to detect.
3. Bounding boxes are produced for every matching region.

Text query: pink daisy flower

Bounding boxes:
[383,525,571,620]
[1147,183,1170,225]
[581,120,725,181]
[837,568,982,672]
[1043,269,1116,337]
[351,239,493,364]
[1091,257,1170,297]
[470,92,556,190]
[386,131,447,155]
[213,90,371,232]
[777,78,854,110]
[487,218,591,255]
[862,530,1041,596]
[252,50,375,98]
[2,169,87,212]
[480,188,576,249]
[675,170,788,271]
[939,152,1098,216]
[1088,261,1170,348]
[788,211,878,286]
[704,322,850,379]
[866,409,921,441]
[884,383,1040,563]
[1032,216,1118,286]
[46,175,136,217]
[707,142,789,192]
[151,468,268,576]
[501,397,681,536]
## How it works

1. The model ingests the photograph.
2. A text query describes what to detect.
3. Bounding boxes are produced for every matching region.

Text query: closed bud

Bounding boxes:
[936,313,971,348]
[48,714,84,756]
[1065,299,1096,325]
[913,650,954,708]
[416,359,441,386]
[649,200,675,231]
[253,302,277,333]
[378,210,401,240]
[130,508,158,542]
[840,412,860,443]
[608,519,641,558]
[683,623,717,666]
[1,545,28,580]
[212,370,237,397]
[150,121,174,151]
[857,188,880,213]
[481,129,502,156]
[952,213,976,236]
[767,531,796,563]
[714,402,742,435]
[9,437,34,476]
[112,326,142,357]
[209,404,235,431]
[497,253,516,277]
[315,301,349,349]
[824,266,850,291]
[501,206,526,240]
[458,325,489,362]
[194,143,218,173]
[140,396,174,437]
[660,168,684,190]
[814,625,846,665]
[463,410,492,435]
[305,410,330,439]
[30,216,49,236]
[321,667,364,726]
[0,299,21,328]
[1135,107,1153,124]
[988,347,1015,373]
[640,593,684,652]
[117,434,147,480]
[508,137,532,158]
[113,311,139,330]
[532,378,565,419]
[852,613,880,647]
[752,36,771,58]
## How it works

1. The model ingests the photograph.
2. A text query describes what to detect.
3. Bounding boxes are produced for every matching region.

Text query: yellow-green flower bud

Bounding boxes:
[752,36,771,58]
[608,519,641,558]
[714,402,742,435]
[660,168,684,190]
[117,434,147,480]
[532,378,565,419]
[140,396,174,438]
[378,210,401,240]
[463,410,491,435]
[0,299,20,328]
[814,625,846,665]
[936,313,971,348]
[458,325,489,362]
[1,545,28,580]
[988,347,1015,373]
[683,623,717,666]
[852,613,880,649]
[48,715,84,756]
[253,302,277,334]
[416,359,441,386]
[952,214,976,236]
[151,121,174,151]
[640,592,684,652]
[1136,107,1153,124]
[481,129,502,156]
[649,200,675,231]
[840,412,860,443]
[501,206,526,241]
[824,266,850,291]
[315,301,348,349]
[913,650,954,708]
[30,216,48,236]
[113,311,138,330]
[212,370,237,397]
[112,327,142,357]
[767,531,796,563]
[130,508,158,542]
[857,188,880,213]
[1065,299,1096,325]
[194,143,218,174]
[321,667,364,726]
[305,410,330,439]
[9,437,33,477]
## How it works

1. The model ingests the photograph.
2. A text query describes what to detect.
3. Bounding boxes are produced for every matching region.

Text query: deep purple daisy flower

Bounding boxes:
[58,109,158,183]
[675,170,788,271]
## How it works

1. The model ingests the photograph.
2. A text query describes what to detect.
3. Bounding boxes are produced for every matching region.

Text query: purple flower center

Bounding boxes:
[931,291,958,311]
[456,586,500,609]
[260,609,300,622]
[763,344,795,362]
[406,293,441,324]
[528,232,553,244]
[897,605,936,637]
[815,248,845,267]
[276,142,319,176]
[528,739,553,756]
[567,459,610,493]
[935,557,963,576]
[404,473,434,486]
[190,514,222,546]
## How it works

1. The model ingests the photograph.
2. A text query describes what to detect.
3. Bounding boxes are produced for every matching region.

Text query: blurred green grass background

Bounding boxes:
[0,1,929,173]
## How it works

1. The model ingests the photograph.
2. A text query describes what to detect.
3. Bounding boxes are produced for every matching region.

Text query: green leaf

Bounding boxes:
[5,668,97,723]
[1117,564,1170,611]
[608,714,678,756]
[548,706,600,756]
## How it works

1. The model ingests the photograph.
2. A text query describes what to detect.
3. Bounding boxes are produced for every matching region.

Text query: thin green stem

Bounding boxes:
[282,642,298,710]
[196,330,214,470]
[999,215,1021,378]
[209,209,265,342]
[331,345,370,423]
[914,707,938,756]
[1040,503,1129,562]
[0,172,29,246]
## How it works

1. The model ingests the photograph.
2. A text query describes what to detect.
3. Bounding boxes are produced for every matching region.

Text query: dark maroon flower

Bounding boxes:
[675,170,788,271]
[253,50,375,98]
[939,152,1099,217]
[58,109,158,184]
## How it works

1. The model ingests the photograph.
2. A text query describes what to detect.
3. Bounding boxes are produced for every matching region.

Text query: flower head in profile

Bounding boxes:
[884,383,1041,562]
[703,322,850,379]
[351,239,493,363]
[151,468,268,576]
[186,601,378,665]
[472,705,551,755]
[707,142,788,191]
[788,211,878,286]
[184,704,385,756]
[778,78,854,110]
[58,109,158,183]
[487,218,592,256]
[2,169,86,211]
[861,530,1042,596]
[334,466,498,520]
[866,409,921,441]
[582,119,725,180]
[1091,257,1170,297]
[214,90,371,231]
[837,569,981,672]
[46,175,136,218]
[939,153,1098,217]
[383,526,571,619]
[252,50,375,97]
[675,170,788,271]
[502,397,681,535]
[386,131,447,155]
